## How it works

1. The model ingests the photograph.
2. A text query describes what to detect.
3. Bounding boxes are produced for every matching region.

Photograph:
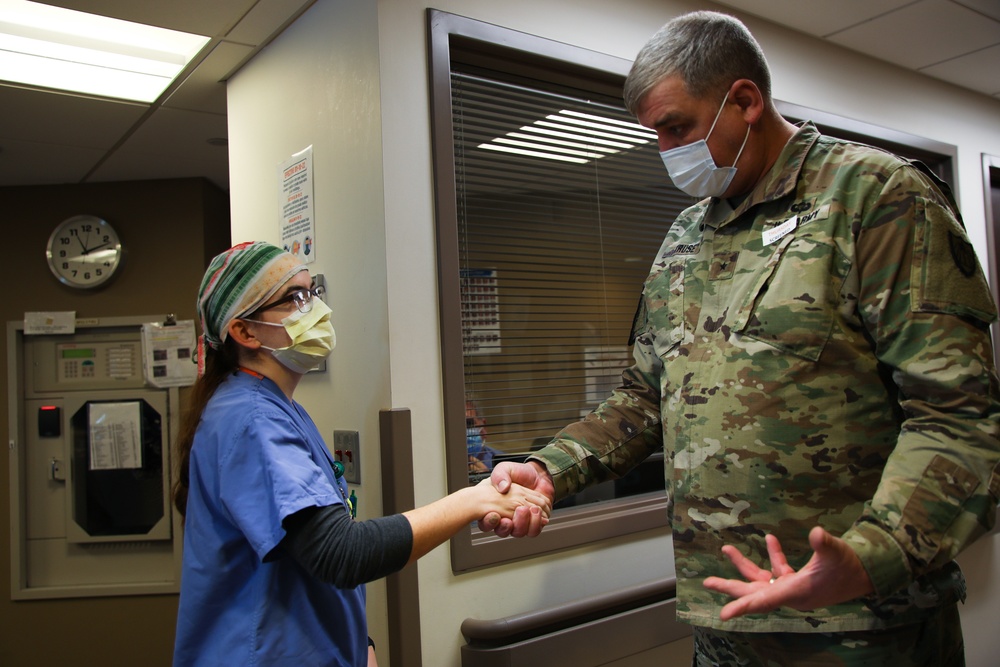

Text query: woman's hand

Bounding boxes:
[473,477,551,525]
[477,461,555,537]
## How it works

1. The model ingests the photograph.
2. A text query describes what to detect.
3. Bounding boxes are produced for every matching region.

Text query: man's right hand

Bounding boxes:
[478,461,555,538]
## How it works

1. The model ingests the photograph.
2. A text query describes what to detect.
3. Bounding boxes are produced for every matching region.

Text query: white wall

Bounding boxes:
[225,0,393,655]
[228,0,1000,665]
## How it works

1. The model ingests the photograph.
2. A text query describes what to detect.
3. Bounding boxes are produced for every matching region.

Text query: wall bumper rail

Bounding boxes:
[460,577,690,666]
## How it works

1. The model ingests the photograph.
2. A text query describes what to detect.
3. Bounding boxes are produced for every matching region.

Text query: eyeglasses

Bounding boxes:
[253,283,325,315]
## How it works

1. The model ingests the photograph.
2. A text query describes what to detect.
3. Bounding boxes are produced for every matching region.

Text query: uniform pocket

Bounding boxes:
[732,234,850,362]
[641,261,685,358]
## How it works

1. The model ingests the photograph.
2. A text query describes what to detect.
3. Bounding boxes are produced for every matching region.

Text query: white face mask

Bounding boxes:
[253,299,336,374]
[659,92,750,198]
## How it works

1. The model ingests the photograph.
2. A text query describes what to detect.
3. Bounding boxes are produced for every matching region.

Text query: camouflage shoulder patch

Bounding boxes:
[911,197,998,324]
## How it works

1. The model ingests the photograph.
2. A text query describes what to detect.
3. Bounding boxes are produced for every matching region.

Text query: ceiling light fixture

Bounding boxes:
[0,0,210,103]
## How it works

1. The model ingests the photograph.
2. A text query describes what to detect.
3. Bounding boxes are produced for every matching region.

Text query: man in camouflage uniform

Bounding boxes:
[483,10,1000,666]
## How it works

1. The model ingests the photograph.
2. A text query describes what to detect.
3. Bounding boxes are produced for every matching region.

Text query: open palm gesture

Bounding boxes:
[702,526,875,621]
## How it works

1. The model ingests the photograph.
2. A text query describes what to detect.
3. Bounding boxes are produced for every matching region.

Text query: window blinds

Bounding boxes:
[452,71,692,458]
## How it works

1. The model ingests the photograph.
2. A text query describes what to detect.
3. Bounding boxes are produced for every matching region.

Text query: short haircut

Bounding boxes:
[623,11,772,115]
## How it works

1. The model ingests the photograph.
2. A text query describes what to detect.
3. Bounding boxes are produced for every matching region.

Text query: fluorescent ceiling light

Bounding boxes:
[560,109,657,140]
[531,121,637,149]
[479,109,655,163]
[506,131,620,154]
[479,144,589,164]
[491,137,607,160]
[0,0,210,103]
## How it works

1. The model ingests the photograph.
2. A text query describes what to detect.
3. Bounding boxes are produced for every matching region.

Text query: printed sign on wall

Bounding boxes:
[279,145,316,263]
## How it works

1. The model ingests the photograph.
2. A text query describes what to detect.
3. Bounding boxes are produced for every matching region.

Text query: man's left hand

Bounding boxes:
[702,526,875,621]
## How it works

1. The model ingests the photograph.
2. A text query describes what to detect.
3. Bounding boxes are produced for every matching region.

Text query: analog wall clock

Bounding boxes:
[46,215,125,289]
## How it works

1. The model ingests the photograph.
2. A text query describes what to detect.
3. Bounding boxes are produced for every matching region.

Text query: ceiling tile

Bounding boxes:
[708,0,915,37]
[37,0,257,37]
[0,138,106,186]
[90,107,229,190]
[0,85,146,148]
[951,0,1000,22]
[920,44,1000,95]
[828,0,1000,69]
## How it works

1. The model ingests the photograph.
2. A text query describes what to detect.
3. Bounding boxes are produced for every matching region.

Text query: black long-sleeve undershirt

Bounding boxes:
[281,504,413,589]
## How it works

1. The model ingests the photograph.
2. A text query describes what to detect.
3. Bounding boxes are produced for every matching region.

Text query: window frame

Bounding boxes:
[429,9,671,573]
[776,100,958,189]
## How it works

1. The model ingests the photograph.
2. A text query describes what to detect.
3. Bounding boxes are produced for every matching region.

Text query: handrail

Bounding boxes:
[461,577,677,648]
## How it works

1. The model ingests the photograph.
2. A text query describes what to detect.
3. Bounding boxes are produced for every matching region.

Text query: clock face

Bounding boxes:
[46,215,125,289]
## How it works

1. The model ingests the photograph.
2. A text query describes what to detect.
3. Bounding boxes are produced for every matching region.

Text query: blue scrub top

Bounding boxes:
[174,370,366,667]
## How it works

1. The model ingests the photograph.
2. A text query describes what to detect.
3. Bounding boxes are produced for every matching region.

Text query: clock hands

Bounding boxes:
[73,235,110,259]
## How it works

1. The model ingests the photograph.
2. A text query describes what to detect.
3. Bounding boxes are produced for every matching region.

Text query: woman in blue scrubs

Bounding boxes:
[172,242,549,666]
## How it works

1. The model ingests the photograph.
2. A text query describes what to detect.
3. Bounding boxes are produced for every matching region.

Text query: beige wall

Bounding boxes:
[0,178,229,666]
[4,0,999,665]
[226,0,395,658]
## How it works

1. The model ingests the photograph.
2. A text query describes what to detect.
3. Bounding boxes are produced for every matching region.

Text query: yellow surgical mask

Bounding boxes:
[255,299,336,373]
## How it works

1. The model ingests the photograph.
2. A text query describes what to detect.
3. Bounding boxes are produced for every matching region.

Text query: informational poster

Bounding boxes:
[141,319,197,387]
[279,145,316,264]
[460,268,500,355]
[89,402,142,470]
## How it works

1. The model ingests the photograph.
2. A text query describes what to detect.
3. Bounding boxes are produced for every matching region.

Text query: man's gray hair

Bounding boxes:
[623,11,772,115]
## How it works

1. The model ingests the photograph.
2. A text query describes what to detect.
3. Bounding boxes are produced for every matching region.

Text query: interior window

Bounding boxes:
[452,71,684,504]
[430,11,680,571]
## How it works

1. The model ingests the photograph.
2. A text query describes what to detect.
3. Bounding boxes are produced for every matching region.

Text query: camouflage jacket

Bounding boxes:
[530,123,1000,632]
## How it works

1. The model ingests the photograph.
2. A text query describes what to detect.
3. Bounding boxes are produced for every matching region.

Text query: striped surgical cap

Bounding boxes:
[197,241,307,349]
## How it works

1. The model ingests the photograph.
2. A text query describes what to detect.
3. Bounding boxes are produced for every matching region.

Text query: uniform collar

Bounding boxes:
[707,122,820,226]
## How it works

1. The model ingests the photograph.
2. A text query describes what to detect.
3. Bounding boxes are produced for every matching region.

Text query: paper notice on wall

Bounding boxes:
[141,319,197,387]
[24,311,76,335]
[89,401,142,470]
[279,145,316,264]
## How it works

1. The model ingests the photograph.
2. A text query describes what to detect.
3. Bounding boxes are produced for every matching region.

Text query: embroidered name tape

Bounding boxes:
[664,243,701,257]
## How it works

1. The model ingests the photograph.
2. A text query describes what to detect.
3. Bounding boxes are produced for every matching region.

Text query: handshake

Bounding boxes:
[403,461,553,563]
[473,461,555,537]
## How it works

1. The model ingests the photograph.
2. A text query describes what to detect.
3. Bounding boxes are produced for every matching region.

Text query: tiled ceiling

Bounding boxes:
[711,0,1000,97]
[0,0,996,191]
[0,0,317,191]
